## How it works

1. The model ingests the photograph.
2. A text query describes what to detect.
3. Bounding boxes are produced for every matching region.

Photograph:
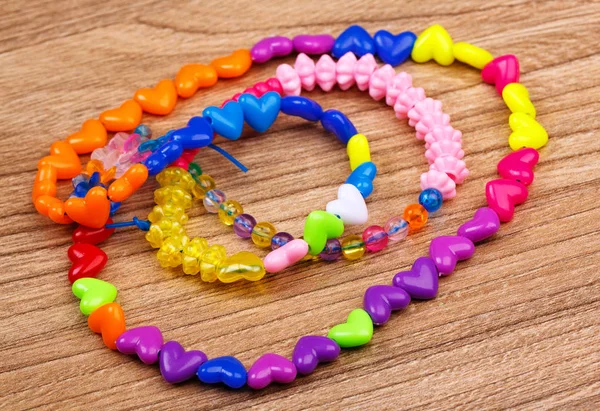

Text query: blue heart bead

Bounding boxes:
[332,25,375,58]
[143,140,184,175]
[374,30,417,66]
[170,116,214,149]
[238,91,281,132]
[202,101,244,140]
[281,96,323,122]
[346,161,377,198]
[197,356,247,389]
[321,109,357,144]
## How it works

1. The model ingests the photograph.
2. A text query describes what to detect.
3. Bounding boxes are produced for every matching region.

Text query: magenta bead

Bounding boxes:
[292,34,335,55]
[362,225,389,252]
[319,238,342,260]
[233,214,256,238]
[271,232,294,250]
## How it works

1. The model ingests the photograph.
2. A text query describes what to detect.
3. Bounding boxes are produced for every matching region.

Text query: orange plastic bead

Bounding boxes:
[134,79,178,116]
[403,204,429,230]
[87,302,126,350]
[34,195,73,224]
[99,100,143,132]
[85,160,116,185]
[38,141,82,180]
[32,164,57,202]
[175,64,218,98]
[108,164,148,202]
[210,49,253,79]
[65,186,111,228]
[65,119,108,154]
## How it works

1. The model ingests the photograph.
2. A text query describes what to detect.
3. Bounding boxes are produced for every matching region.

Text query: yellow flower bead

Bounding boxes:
[157,235,189,268]
[218,200,243,226]
[200,245,227,283]
[148,204,188,225]
[182,237,209,275]
[145,219,186,248]
[341,235,366,260]
[192,175,216,199]
[251,222,277,248]
[157,167,195,191]
[154,186,192,209]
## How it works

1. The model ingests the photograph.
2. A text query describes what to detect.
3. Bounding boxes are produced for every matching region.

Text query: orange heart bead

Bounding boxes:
[65,119,108,154]
[108,164,148,202]
[99,100,143,132]
[34,195,73,224]
[32,164,58,202]
[88,302,126,350]
[38,141,82,180]
[65,186,111,228]
[175,64,218,98]
[134,79,178,115]
[210,49,253,79]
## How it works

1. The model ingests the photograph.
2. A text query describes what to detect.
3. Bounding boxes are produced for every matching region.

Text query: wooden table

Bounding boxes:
[1,0,599,409]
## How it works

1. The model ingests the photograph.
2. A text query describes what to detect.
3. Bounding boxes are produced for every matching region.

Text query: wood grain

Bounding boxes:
[1,0,599,409]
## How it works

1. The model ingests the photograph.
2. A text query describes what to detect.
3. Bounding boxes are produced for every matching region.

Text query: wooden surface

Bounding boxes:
[1,0,599,409]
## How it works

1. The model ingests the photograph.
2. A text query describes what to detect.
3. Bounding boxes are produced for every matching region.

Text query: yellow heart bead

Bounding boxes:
[508,112,548,150]
[217,251,266,283]
[346,133,371,171]
[411,24,454,66]
[453,42,493,70]
[502,83,536,118]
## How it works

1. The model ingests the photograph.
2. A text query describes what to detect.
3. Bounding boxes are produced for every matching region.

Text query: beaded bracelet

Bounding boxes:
[64,23,549,390]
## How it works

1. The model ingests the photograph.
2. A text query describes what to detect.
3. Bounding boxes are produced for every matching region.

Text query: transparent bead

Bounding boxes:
[271,232,294,250]
[157,235,189,268]
[192,175,216,199]
[319,238,342,260]
[157,167,195,191]
[233,214,256,238]
[251,222,277,248]
[147,204,188,225]
[182,237,209,275]
[418,188,444,213]
[203,189,226,213]
[384,216,409,241]
[403,204,429,230]
[154,186,192,209]
[341,235,366,260]
[134,124,152,139]
[200,245,227,283]
[362,225,389,252]
[218,200,243,226]
[188,162,203,182]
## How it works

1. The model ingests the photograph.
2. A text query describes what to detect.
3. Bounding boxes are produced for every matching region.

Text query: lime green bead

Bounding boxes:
[341,235,366,260]
[327,309,373,348]
[72,278,118,316]
[303,211,345,255]
[251,222,277,248]
[218,200,243,226]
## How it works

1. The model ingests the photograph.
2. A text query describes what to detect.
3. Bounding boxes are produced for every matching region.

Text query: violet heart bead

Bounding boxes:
[393,257,439,299]
[159,341,208,384]
[429,236,475,276]
[363,285,411,325]
[292,336,340,375]
[292,34,336,54]
[247,353,297,389]
[116,326,163,364]
[457,207,501,243]
[251,36,294,63]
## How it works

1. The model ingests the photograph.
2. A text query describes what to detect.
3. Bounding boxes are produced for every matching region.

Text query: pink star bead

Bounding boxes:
[336,52,357,90]
[415,111,450,140]
[386,72,413,106]
[394,87,426,119]
[295,53,316,91]
[420,169,457,200]
[425,140,465,164]
[424,126,463,149]
[369,64,395,101]
[276,64,301,96]
[315,54,337,92]
[354,54,378,91]
[430,156,469,184]
[408,98,443,127]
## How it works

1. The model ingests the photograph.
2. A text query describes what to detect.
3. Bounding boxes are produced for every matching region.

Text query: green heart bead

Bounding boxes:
[303,210,344,255]
[72,278,118,316]
[328,309,373,348]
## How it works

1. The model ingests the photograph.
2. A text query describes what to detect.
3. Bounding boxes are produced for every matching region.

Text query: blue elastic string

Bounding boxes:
[106,217,150,231]
[207,144,248,173]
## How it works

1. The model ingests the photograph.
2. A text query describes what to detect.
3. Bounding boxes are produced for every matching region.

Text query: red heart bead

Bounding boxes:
[485,179,528,222]
[72,218,115,244]
[68,243,108,283]
[481,54,520,94]
[497,148,539,186]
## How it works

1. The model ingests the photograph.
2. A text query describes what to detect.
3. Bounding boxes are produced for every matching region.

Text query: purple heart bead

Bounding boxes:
[251,36,293,63]
[247,353,297,390]
[116,326,164,364]
[457,207,501,243]
[393,257,439,300]
[292,336,340,375]
[292,34,335,55]
[159,341,208,384]
[429,236,475,276]
[363,285,411,325]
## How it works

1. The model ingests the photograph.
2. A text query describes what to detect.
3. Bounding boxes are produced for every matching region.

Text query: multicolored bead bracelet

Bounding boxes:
[61,23,549,390]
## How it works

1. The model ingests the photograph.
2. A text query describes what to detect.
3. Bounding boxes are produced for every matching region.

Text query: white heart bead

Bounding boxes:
[326,184,368,225]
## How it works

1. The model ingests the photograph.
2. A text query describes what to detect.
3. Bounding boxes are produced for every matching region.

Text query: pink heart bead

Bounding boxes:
[275,64,301,96]
[429,235,475,275]
[394,87,425,119]
[295,53,316,91]
[486,179,528,222]
[497,148,539,186]
[385,71,413,106]
[264,239,309,273]
[368,64,395,101]
[420,169,456,200]
[315,54,337,92]
[354,54,378,91]
[247,353,297,389]
[336,52,357,90]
